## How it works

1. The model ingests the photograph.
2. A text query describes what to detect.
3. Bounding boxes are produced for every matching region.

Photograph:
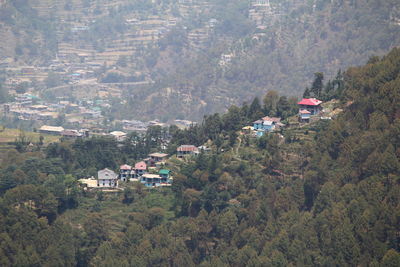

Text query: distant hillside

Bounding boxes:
[141,0,400,119]
[1,0,400,120]
[0,48,399,266]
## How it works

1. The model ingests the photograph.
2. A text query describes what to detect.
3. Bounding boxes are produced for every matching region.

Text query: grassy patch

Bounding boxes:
[0,128,60,144]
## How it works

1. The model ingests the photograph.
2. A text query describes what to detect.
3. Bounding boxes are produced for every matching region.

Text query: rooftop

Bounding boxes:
[298,98,323,106]
[262,116,281,123]
[110,131,127,137]
[142,173,161,179]
[120,164,132,170]
[62,129,83,137]
[177,145,198,152]
[159,169,170,175]
[149,152,168,158]
[135,161,147,170]
[98,168,118,179]
[39,125,64,132]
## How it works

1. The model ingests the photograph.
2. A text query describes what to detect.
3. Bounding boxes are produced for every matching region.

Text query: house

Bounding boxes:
[39,125,64,135]
[299,109,311,122]
[119,164,132,182]
[177,145,199,158]
[62,129,83,138]
[15,94,33,106]
[242,126,254,134]
[159,169,172,185]
[110,131,127,142]
[140,170,172,187]
[198,145,211,154]
[37,112,58,120]
[134,161,147,178]
[97,168,118,188]
[141,174,162,187]
[298,98,323,115]
[253,116,281,137]
[147,152,168,166]
[159,169,171,180]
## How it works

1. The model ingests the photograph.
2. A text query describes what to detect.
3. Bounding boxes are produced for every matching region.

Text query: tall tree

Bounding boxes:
[311,72,324,98]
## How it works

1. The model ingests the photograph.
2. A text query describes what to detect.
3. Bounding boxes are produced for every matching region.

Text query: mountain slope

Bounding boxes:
[1,0,400,121]
[0,49,399,266]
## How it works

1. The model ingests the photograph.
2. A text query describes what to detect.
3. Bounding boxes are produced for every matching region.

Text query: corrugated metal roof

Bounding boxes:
[159,169,170,175]
[298,98,322,106]
[39,125,64,132]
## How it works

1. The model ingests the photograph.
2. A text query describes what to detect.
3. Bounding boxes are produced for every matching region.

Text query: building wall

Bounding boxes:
[253,122,263,130]
[97,178,117,187]
[299,105,322,115]
[120,170,131,181]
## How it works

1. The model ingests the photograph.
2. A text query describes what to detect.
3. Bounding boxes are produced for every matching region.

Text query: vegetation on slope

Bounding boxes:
[0,48,399,266]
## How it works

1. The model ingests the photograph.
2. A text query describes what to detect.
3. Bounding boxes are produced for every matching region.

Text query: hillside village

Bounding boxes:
[0,91,198,135]
[73,96,337,191]
[0,1,399,264]
[78,145,208,190]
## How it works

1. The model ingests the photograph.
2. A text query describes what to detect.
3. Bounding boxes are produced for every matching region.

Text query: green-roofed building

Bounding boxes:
[159,169,172,184]
[159,169,170,179]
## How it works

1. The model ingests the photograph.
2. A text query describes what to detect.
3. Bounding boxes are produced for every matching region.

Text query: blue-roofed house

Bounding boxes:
[253,116,282,137]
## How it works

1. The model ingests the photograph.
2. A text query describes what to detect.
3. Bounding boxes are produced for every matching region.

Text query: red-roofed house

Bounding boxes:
[298,98,323,115]
[119,164,132,181]
[134,161,147,178]
[177,145,199,158]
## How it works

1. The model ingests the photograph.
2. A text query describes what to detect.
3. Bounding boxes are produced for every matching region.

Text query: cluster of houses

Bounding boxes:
[79,163,172,190]
[39,125,90,138]
[118,160,173,188]
[2,93,199,143]
[78,144,210,190]
[79,154,169,190]
[2,93,106,125]
[37,125,131,141]
[243,98,324,137]
[3,94,59,121]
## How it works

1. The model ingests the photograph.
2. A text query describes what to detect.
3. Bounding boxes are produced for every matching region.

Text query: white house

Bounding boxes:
[97,168,118,188]
[110,131,127,142]
[119,164,132,182]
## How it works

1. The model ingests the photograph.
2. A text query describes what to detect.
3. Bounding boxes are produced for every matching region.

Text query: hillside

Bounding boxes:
[1,0,400,121]
[0,49,399,266]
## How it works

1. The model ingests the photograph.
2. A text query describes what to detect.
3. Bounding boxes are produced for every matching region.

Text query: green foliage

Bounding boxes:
[0,83,9,104]
[45,72,63,89]
[0,49,399,266]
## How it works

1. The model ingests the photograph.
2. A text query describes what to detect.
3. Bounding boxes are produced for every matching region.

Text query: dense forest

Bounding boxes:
[0,48,399,266]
